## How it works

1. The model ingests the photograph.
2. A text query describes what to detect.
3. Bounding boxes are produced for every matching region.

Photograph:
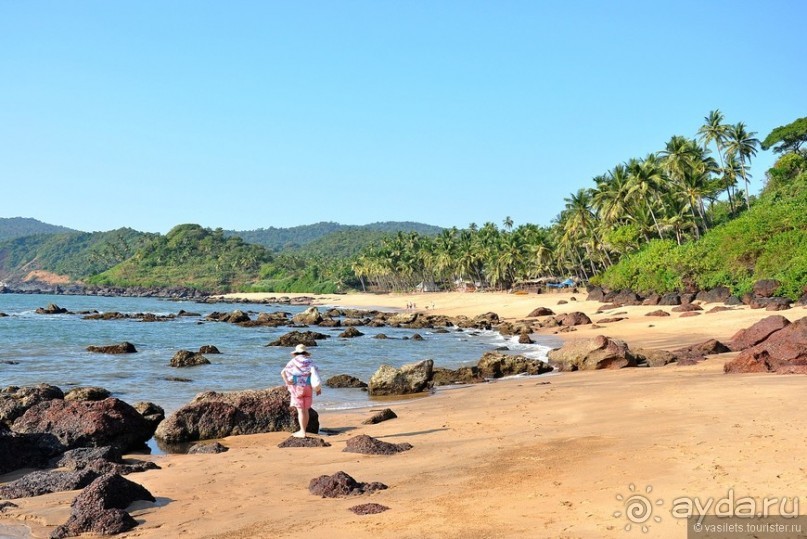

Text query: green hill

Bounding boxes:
[0,217,78,242]
[0,228,153,282]
[227,221,442,252]
[592,152,807,299]
[89,224,274,293]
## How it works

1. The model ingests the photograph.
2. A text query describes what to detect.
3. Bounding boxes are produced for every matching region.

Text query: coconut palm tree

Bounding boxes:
[697,110,735,212]
[725,122,760,208]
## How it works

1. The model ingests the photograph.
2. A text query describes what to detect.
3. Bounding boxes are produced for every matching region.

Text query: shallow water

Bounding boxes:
[0,293,560,414]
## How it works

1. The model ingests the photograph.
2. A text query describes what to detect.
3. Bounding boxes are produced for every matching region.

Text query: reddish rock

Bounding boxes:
[526,307,555,317]
[727,315,791,351]
[476,351,553,378]
[349,503,390,515]
[672,303,703,312]
[670,339,730,364]
[753,279,782,298]
[308,471,387,498]
[343,434,412,455]
[362,408,397,425]
[645,310,670,317]
[86,342,137,354]
[679,312,702,317]
[725,317,807,373]
[11,398,153,452]
[555,312,592,326]
[597,317,626,324]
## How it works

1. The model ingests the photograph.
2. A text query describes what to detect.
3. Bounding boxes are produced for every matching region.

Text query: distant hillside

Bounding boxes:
[227,221,443,252]
[0,217,78,242]
[0,228,153,282]
[89,224,274,293]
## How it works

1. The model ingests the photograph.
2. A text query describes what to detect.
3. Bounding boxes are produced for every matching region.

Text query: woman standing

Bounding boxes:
[280,344,322,438]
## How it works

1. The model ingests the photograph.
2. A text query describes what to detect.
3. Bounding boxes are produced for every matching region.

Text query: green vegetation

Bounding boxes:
[0,217,77,242]
[88,224,274,293]
[761,117,807,155]
[593,151,807,299]
[0,228,153,280]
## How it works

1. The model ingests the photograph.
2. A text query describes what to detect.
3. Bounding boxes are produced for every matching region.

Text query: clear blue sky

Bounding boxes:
[1,1,804,234]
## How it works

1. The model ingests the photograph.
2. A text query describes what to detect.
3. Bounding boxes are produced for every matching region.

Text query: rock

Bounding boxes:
[518,332,534,344]
[645,310,670,317]
[349,503,390,515]
[586,286,606,302]
[555,312,592,326]
[0,428,64,474]
[642,294,661,306]
[671,303,703,312]
[292,307,323,325]
[765,298,793,311]
[695,286,732,304]
[724,316,807,374]
[64,387,111,402]
[679,312,702,318]
[1,384,64,425]
[659,293,682,306]
[132,401,165,433]
[634,349,676,368]
[362,408,397,425]
[343,434,413,455]
[154,386,317,444]
[527,307,555,317]
[547,335,637,371]
[411,333,424,341]
[170,350,210,367]
[198,345,221,354]
[51,473,155,539]
[11,398,154,453]
[374,333,388,339]
[339,327,364,338]
[611,290,643,306]
[35,303,68,314]
[476,351,553,378]
[368,360,434,396]
[431,366,486,386]
[325,375,367,389]
[596,303,622,313]
[0,469,98,499]
[797,293,807,307]
[267,330,328,347]
[308,471,388,498]
[727,315,791,351]
[52,446,122,470]
[188,441,229,454]
[86,342,137,354]
[670,339,730,363]
[597,317,626,324]
[707,306,733,314]
[277,437,331,448]
[753,279,781,298]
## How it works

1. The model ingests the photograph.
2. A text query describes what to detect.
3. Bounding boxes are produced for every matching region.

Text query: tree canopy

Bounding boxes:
[761,117,807,155]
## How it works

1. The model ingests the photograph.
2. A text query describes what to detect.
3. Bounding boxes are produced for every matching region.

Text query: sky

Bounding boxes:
[1,1,805,234]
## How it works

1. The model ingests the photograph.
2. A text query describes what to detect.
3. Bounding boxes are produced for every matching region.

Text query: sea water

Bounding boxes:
[0,293,560,414]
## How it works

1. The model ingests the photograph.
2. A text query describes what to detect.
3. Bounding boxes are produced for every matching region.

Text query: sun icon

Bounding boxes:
[613,484,664,533]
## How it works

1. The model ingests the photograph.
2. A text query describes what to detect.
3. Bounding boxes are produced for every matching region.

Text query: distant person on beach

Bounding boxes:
[280,344,322,438]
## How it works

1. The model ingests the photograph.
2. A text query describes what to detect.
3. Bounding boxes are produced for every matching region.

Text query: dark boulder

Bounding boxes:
[611,290,643,306]
[362,408,397,425]
[292,307,323,325]
[586,286,606,302]
[527,307,555,318]
[277,437,331,448]
[188,441,229,454]
[349,503,390,515]
[0,429,64,474]
[35,303,68,315]
[170,350,210,367]
[659,293,682,306]
[518,332,534,344]
[671,303,703,313]
[1,384,64,425]
[51,473,154,538]
[199,345,220,354]
[695,287,732,304]
[0,469,98,499]
[765,298,793,311]
[634,349,676,368]
[308,471,388,498]
[154,387,317,444]
[753,279,781,298]
[547,335,637,371]
[86,342,137,354]
[132,401,165,433]
[339,327,364,338]
[343,434,412,455]
[670,339,730,364]
[645,310,670,317]
[555,312,592,327]
[325,375,367,389]
[267,330,328,347]
[11,398,154,453]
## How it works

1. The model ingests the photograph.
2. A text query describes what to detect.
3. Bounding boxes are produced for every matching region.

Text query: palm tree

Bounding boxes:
[725,122,760,208]
[625,155,667,239]
[697,110,735,212]
[503,216,514,231]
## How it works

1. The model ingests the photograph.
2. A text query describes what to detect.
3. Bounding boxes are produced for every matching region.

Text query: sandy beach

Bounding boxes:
[3,290,806,539]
